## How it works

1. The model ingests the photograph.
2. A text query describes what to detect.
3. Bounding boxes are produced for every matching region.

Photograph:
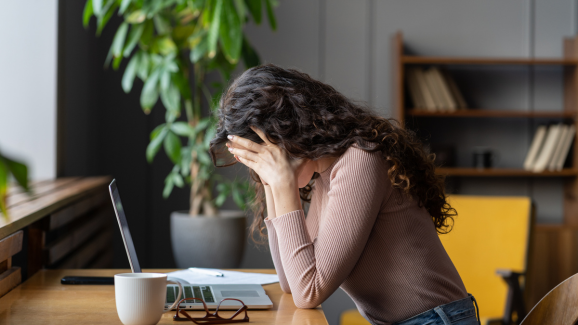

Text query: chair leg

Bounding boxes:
[497,270,526,325]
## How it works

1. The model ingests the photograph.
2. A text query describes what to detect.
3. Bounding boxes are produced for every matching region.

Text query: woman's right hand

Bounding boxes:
[226,143,269,185]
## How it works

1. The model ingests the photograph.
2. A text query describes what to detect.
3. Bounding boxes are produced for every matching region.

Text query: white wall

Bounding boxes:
[0,0,58,179]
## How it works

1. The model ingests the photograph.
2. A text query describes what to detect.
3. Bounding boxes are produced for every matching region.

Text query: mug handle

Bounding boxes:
[164,280,183,312]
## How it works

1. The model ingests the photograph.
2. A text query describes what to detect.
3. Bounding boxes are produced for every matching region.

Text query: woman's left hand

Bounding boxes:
[227,127,306,190]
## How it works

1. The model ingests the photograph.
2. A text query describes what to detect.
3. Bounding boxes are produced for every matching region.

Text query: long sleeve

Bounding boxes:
[265,219,292,293]
[270,148,387,308]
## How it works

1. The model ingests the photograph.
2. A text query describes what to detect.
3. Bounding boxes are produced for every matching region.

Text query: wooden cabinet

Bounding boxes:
[0,176,113,291]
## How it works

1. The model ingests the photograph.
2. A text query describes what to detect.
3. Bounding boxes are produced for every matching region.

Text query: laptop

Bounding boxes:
[109,179,273,310]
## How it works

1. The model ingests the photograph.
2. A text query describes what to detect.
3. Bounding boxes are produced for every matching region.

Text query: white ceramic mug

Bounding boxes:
[115,273,183,325]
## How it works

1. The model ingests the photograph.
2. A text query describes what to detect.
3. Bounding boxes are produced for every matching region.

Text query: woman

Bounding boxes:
[209,64,479,325]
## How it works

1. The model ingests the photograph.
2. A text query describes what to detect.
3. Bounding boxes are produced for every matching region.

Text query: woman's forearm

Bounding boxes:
[271,182,303,217]
[264,185,276,219]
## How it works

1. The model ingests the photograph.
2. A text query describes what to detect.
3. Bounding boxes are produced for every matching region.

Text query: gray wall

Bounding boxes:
[243,1,578,324]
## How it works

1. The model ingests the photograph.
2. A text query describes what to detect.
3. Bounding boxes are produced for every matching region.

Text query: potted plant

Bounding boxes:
[84,0,277,268]
[0,150,29,218]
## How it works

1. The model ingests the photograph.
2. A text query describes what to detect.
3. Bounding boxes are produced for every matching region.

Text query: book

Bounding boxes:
[532,124,562,173]
[424,68,446,111]
[523,125,547,171]
[554,125,575,171]
[442,70,468,109]
[548,125,569,171]
[431,67,457,111]
[406,68,425,109]
[414,68,437,111]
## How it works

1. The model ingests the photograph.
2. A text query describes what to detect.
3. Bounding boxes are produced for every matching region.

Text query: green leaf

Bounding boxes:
[204,125,217,148]
[264,0,276,30]
[119,0,131,14]
[139,19,154,48]
[207,0,223,58]
[96,2,118,35]
[160,82,181,114]
[153,14,171,35]
[122,53,139,93]
[173,172,184,188]
[215,192,227,207]
[219,0,242,63]
[241,36,260,68]
[150,123,166,140]
[104,43,114,67]
[244,0,261,24]
[126,10,146,23]
[83,0,94,28]
[164,131,182,164]
[154,37,178,56]
[92,0,102,16]
[147,127,168,162]
[193,118,211,133]
[140,67,161,111]
[171,122,193,136]
[163,176,174,198]
[173,25,196,43]
[172,72,192,100]
[233,0,246,21]
[180,146,192,176]
[136,51,150,79]
[124,23,145,57]
[112,53,123,70]
[2,157,28,191]
[190,36,208,63]
[160,70,171,91]
[195,147,212,165]
[112,22,129,57]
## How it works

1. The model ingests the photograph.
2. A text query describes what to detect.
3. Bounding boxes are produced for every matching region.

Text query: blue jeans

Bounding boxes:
[392,294,480,325]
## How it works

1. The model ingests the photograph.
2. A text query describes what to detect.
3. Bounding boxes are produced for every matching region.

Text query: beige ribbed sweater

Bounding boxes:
[265,145,467,325]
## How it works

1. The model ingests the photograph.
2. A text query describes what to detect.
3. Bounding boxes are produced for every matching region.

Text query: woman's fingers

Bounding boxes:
[251,126,273,146]
[227,134,262,153]
[236,155,257,170]
[229,146,260,163]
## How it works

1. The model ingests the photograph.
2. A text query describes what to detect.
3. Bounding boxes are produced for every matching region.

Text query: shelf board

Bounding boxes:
[407,109,575,118]
[437,167,578,177]
[402,56,578,65]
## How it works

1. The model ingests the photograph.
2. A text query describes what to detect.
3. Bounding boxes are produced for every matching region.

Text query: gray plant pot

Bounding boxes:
[170,210,246,269]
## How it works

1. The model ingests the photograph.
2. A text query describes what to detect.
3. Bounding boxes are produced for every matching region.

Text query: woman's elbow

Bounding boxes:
[280,283,292,294]
[293,296,323,309]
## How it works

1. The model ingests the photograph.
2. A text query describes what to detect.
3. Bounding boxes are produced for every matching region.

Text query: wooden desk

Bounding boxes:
[0,269,328,325]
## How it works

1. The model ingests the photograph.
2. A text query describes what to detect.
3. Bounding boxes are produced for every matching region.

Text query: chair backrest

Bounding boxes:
[439,195,532,320]
[521,272,578,325]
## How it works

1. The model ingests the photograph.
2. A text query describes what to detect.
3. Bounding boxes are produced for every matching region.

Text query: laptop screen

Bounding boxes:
[109,179,141,273]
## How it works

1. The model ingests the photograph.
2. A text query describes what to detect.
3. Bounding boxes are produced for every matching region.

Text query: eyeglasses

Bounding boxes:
[173,297,249,324]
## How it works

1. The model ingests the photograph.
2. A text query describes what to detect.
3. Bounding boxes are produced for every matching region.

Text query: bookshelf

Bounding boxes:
[393,31,578,307]
[393,31,578,224]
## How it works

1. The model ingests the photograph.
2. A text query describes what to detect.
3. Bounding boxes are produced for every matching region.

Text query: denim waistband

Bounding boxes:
[393,294,480,325]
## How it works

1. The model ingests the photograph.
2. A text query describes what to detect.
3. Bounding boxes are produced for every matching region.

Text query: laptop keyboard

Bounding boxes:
[166,286,214,304]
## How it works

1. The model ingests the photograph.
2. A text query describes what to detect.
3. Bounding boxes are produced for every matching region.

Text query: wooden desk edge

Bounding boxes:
[0,268,328,325]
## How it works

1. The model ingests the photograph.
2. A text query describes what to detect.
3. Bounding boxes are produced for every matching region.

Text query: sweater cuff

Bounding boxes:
[270,210,309,243]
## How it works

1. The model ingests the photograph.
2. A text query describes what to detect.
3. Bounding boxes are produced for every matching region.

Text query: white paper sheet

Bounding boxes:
[167,268,279,285]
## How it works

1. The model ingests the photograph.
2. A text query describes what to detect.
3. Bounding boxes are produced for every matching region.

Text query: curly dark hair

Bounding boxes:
[209,64,455,243]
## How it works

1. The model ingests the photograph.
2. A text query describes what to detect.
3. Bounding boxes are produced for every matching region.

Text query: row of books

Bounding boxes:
[406,66,468,112]
[523,124,576,172]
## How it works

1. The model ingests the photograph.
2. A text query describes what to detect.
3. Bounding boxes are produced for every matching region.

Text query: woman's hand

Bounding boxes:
[227,127,305,217]
[227,127,306,189]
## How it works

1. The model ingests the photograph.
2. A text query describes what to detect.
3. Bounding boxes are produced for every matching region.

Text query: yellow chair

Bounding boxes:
[340,195,532,325]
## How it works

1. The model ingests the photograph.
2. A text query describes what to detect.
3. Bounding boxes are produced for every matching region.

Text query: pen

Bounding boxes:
[188,268,224,277]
